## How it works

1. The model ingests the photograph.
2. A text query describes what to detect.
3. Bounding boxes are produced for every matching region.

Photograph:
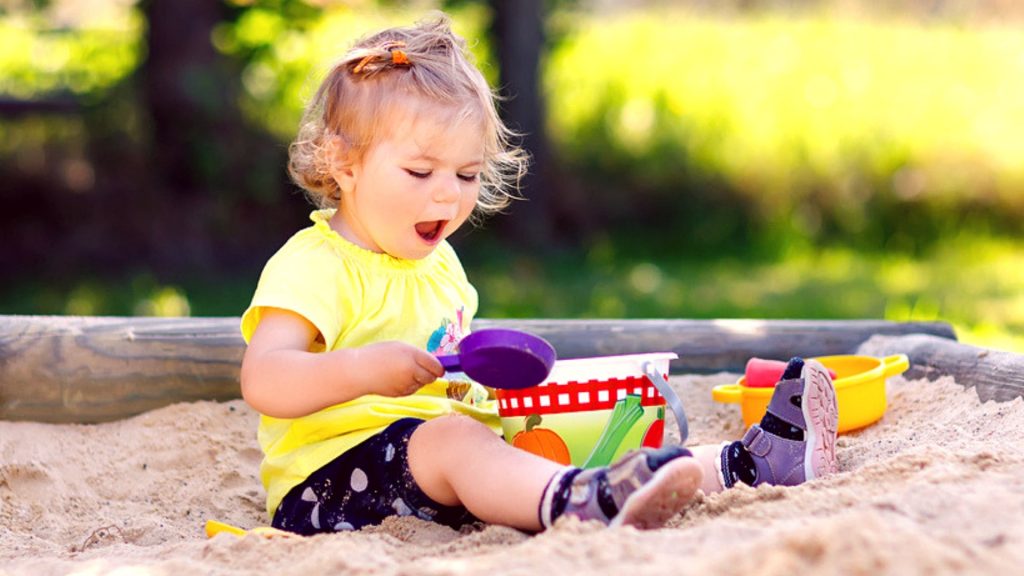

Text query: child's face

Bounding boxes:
[332,108,484,260]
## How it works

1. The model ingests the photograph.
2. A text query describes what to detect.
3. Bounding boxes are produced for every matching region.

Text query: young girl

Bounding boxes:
[240,13,839,535]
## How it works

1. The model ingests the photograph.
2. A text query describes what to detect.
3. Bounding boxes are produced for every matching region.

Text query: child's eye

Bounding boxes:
[457,173,479,183]
[405,169,431,179]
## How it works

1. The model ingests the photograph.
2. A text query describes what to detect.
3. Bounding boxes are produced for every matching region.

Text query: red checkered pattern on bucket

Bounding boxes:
[495,375,666,418]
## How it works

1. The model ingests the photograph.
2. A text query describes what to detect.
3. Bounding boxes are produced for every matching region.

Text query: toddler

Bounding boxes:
[240,13,839,535]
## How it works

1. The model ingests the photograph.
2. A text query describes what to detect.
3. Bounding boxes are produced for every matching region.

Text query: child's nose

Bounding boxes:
[432,174,462,203]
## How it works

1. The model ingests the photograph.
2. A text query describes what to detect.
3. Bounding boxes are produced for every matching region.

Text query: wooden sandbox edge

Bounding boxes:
[1,315,961,423]
[858,333,1024,404]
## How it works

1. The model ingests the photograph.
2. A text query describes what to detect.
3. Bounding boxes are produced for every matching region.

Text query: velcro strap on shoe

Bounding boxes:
[765,378,806,429]
[742,425,772,457]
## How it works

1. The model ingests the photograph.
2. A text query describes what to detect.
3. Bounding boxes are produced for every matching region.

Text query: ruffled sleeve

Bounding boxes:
[241,213,359,349]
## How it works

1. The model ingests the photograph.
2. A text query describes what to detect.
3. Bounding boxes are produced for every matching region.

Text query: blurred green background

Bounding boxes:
[3,0,1024,353]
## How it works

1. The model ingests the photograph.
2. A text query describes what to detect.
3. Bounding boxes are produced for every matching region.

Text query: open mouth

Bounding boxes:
[415,220,446,243]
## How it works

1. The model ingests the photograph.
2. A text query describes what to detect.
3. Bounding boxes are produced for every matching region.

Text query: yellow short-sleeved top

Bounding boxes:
[241,209,500,518]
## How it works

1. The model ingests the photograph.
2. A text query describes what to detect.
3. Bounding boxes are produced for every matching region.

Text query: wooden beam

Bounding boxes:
[858,334,1024,403]
[473,318,957,372]
[0,316,244,424]
[0,315,957,423]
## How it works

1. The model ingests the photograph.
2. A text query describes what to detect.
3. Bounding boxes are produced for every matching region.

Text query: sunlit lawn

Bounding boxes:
[547,12,1024,225]
[469,234,1024,354]
[3,235,1023,354]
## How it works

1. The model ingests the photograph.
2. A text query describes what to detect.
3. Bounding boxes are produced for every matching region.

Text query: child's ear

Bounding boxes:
[326,136,357,193]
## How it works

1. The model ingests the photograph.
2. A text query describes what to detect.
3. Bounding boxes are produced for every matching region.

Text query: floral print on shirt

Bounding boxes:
[426,307,488,405]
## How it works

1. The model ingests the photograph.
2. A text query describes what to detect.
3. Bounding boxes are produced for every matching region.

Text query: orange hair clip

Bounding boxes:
[352,41,410,74]
[352,55,374,74]
[391,49,410,66]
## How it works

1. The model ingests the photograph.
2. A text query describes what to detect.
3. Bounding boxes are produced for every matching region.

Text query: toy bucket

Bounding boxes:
[711,354,909,434]
[495,353,685,468]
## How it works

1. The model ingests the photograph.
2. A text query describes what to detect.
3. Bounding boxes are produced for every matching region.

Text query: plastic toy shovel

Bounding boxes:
[438,328,556,390]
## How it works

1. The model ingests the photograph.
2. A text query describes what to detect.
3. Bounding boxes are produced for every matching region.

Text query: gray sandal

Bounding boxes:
[738,359,839,486]
[554,445,703,529]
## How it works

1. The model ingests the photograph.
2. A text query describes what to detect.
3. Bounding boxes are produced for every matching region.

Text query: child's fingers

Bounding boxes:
[410,353,442,386]
[413,367,439,388]
[418,351,446,378]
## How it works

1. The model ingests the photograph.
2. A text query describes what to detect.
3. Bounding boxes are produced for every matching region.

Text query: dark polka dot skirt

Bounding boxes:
[272,418,479,534]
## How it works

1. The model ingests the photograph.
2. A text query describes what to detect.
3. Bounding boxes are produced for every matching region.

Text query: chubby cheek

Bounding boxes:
[378,185,428,219]
[456,188,480,222]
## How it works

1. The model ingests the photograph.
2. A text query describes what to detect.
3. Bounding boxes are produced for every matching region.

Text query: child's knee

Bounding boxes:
[410,415,502,469]
[417,413,493,442]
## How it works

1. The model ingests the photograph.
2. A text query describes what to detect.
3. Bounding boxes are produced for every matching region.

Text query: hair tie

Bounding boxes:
[391,49,410,66]
[352,40,411,74]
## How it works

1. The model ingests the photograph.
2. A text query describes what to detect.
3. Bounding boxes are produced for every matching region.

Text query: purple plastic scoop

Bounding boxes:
[438,328,556,389]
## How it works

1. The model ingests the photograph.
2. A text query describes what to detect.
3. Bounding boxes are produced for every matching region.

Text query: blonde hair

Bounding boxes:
[288,13,528,221]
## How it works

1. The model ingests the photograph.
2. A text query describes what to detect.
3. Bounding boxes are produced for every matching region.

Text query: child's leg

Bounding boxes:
[688,444,731,494]
[407,413,561,530]
[407,414,704,530]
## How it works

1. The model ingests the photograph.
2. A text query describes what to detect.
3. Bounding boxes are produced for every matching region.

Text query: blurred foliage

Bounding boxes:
[545,11,1024,255]
[0,6,140,99]
[209,6,1024,255]
[466,232,1024,353]
[2,3,1024,354]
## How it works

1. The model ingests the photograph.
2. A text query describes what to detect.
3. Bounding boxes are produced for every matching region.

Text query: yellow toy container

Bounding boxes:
[711,354,909,434]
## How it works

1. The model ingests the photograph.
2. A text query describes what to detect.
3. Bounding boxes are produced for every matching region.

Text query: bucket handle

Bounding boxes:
[711,383,742,404]
[882,354,910,377]
[641,361,689,445]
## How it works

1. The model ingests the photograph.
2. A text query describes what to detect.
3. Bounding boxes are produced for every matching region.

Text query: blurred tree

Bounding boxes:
[489,0,554,248]
[143,0,232,197]
[139,0,295,273]
[0,0,563,281]
[141,0,231,269]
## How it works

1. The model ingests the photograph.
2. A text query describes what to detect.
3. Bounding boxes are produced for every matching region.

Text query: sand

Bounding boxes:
[2,373,1023,575]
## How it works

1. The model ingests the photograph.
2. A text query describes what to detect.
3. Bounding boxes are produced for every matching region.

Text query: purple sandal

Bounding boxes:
[544,445,703,529]
[727,358,839,486]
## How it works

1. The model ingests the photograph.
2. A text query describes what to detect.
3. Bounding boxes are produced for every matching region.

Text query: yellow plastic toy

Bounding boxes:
[204,519,296,539]
[711,354,909,434]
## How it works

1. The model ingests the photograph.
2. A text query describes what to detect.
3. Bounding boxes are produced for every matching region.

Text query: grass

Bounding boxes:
[547,12,1024,215]
[3,234,1023,354]
[466,232,1024,354]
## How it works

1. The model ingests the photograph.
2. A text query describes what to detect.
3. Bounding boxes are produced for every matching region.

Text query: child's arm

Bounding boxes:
[240,307,445,418]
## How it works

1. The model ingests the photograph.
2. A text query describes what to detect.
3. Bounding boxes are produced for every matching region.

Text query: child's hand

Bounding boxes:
[354,341,445,397]
[241,309,448,416]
